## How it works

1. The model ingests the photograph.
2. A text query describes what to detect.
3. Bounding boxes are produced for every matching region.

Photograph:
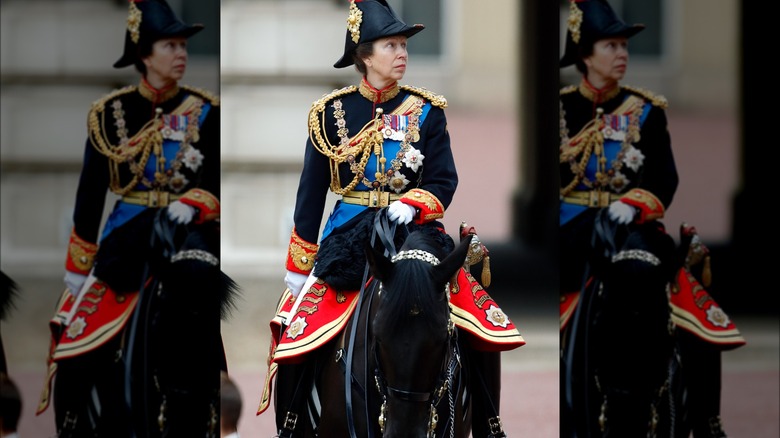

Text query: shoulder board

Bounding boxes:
[400,85,447,109]
[181,85,220,106]
[560,84,578,95]
[90,85,137,113]
[622,85,668,109]
[309,85,358,114]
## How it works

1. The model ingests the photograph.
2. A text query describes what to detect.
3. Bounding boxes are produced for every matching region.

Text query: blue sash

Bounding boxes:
[100,98,212,241]
[320,97,432,241]
[560,99,651,226]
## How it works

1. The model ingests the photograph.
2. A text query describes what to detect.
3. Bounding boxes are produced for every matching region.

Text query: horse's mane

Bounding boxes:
[375,231,451,333]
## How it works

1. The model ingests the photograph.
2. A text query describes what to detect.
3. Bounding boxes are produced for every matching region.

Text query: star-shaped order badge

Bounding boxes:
[183,147,204,171]
[66,316,88,339]
[622,145,645,172]
[286,315,309,340]
[484,305,509,328]
[706,305,731,328]
[403,146,424,172]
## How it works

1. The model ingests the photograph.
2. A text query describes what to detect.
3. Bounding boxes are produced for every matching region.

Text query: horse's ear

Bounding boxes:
[433,234,472,286]
[365,240,393,282]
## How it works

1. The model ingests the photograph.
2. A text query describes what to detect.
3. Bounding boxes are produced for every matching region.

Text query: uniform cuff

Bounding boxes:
[179,188,220,223]
[400,188,444,224]
[619,188,665,223]
[286,227,318,274]
[65,228,97,274]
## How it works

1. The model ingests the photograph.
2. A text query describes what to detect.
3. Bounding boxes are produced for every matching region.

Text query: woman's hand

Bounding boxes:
[607,200,637,224]
[388,200,416,225]
[284,270,309,298]
[64,271,88,295]
[167,200,197,224]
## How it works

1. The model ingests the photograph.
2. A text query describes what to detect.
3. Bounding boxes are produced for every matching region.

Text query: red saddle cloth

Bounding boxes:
[257,267,525,415]
[559,268,746,350]
[37,279,140,415]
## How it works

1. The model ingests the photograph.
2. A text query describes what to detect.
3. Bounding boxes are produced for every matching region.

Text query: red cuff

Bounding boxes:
[179,189,220,223]
[619,189,664,224]
[400,189,444,224]
[286,227,318,274]
[65,228,97,274]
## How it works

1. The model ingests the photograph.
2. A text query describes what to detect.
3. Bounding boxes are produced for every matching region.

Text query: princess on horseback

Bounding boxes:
[258,1,525,436]
[36,1,227,436]
[558,1,745,436]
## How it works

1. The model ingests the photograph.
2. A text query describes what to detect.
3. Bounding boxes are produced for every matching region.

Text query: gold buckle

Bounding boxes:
[588,191,612,208]
[369,191,390,208]
[343,190,395,207]
[147,191,170,207]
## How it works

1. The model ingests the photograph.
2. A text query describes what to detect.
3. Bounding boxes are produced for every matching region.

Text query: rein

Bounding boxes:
[344,209,401,438]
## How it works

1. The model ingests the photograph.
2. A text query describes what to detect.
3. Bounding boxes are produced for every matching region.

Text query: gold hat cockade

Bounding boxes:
[347,0,363,44]
[567,0,583,44]
[127,2,143,44]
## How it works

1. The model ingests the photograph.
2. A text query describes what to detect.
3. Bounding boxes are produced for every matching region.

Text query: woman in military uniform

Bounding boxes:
[37,1,224,436]
[258,1,524,437]
[558,1,743,437]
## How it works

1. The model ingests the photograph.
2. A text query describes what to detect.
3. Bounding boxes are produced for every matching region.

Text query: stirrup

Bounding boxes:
[487,415,507,438]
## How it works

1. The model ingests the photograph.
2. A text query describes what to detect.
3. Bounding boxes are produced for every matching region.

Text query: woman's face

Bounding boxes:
[584,37,629,88]
[143,37,188,87]
[364,35,408,89]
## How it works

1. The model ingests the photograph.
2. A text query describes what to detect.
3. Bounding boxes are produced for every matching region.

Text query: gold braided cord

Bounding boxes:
[308,84,443,195]
[308,86,382,195]
[89,103,163,195]
[559,118,602,197]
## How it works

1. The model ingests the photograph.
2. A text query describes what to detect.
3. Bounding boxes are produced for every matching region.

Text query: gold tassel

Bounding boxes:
[702,255,712,288]
[481,256,491,288]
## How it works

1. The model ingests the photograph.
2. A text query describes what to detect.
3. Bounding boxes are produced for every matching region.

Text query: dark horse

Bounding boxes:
[51,207,237,437]
[561,209,706,437]
[298,215,475,437]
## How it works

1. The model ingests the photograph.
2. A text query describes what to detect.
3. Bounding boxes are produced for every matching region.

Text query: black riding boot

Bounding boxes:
[53,337,129,438]
[466,345,506,438]
[677,330,729,438]
[275,361,313,438]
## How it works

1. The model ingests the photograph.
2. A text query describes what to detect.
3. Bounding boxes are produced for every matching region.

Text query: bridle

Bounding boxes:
[372,248,462,438]
[373,318,460,438]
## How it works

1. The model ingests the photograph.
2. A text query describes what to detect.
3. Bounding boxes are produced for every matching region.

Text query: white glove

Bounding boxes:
[608,200,637,225]
[387,200,416,225]
[284,270,309,298]
[64,271,88,295]
[167,200,196,224]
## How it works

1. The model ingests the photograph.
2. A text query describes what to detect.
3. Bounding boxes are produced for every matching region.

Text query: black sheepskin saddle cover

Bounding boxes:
[313,209,455,291]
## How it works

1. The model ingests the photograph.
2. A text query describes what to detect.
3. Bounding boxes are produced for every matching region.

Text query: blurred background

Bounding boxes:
[1,0,776,437]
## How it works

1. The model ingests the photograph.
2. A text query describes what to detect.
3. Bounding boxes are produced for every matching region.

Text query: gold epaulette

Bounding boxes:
[560,84,578,95]
[309,85,359,114]
[622,84,668,109]
[89,85,137,116]
[400,85,447,109]
[181,85,220,106]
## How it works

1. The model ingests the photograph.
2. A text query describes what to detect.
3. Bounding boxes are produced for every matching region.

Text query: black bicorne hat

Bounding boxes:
[113,0,204,69]
[333,0,424,69]
[559,0,644,68]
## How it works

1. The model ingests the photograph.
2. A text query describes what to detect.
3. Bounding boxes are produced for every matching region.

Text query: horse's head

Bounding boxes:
[366,231,473,437]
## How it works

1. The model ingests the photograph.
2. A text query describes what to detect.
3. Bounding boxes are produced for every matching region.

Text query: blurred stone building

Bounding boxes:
[2,0,741,284]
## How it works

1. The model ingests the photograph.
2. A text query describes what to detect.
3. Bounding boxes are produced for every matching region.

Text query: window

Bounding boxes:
[559,0,664,59]
[388,0,443,57]
[171,0,220,56]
